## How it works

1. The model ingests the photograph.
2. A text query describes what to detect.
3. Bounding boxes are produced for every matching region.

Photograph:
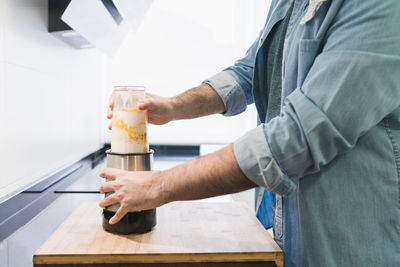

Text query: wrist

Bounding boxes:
[166,97,177,121]
[149,171,171,207]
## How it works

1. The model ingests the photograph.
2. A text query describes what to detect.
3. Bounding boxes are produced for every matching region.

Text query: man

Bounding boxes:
[100,0,400,266]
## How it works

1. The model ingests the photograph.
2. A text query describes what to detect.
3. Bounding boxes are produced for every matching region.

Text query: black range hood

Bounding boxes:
[48,0,92,49]
[48,0,123,49]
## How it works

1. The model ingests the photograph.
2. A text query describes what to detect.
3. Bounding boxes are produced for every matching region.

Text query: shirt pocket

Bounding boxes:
[297,38,323,86]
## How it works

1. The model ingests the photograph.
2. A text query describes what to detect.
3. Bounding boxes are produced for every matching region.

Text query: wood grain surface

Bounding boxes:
[34,202,283,267]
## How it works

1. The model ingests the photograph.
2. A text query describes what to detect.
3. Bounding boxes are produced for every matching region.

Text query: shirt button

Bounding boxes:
[259,38,263,44]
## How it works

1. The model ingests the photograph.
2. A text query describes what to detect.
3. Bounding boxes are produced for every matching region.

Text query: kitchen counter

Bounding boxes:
[33,202,283,267]
[1,147,256,267]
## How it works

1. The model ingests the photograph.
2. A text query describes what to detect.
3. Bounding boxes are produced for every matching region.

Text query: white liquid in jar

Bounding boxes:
[111,108,148,153]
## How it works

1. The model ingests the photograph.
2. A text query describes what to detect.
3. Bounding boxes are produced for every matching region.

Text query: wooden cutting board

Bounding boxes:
[34,202,283,267]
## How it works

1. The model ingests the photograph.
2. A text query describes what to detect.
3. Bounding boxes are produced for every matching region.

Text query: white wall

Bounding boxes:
[0,0,272,203]
[0,0,108,202]
[108,0,271,145]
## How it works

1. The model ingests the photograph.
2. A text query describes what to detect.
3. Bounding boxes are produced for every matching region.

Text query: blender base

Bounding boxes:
[102,209,156,234]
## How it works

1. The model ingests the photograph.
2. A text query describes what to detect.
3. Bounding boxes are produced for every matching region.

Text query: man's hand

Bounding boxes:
[137,93,175,125]
[107,83,226,129]
[107,92,174,130]
[99,168,164,224]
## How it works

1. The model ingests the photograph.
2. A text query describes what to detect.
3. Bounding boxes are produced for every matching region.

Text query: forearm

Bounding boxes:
[171,83,226,120]
[159,144,256,203]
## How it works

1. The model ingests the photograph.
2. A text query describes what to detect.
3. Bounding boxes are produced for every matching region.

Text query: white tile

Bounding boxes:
[1,59,105,201]
[2,63,72,198]
[0,0,4,62]
[3,0,79,74]
[0,239,8,267]
[69,58,104,157]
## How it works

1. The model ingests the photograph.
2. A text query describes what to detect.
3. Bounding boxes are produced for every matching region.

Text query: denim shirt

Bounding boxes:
[204,0,400,266]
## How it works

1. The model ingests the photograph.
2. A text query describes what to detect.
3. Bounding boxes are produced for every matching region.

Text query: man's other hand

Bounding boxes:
[98,168,164,224]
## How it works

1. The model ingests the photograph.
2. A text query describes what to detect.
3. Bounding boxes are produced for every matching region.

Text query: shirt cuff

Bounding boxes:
[203,70,247,116]
[233,125,297,197]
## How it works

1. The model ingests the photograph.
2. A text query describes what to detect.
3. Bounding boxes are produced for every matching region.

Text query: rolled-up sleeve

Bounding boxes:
[203,71,247,116]
[204,28,263,116]
[234,125,296,196]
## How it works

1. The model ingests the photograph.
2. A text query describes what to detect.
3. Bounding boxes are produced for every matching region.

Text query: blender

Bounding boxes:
[102,86,156,234]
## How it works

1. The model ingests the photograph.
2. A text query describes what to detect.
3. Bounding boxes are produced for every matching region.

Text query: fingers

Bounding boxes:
[109,205,128,224]
[107,108,113,119]
[107,109,113,130]
[107,93,114,130]
[99,168,122,180]
[99,181,115,194]
[145,92,155,98]
[109,92,114,110]
[99,192,119,208]
[107,107,113,130]
[138,98,153,111]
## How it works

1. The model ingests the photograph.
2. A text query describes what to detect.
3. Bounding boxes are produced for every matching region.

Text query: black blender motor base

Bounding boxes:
[102,209,156,234]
